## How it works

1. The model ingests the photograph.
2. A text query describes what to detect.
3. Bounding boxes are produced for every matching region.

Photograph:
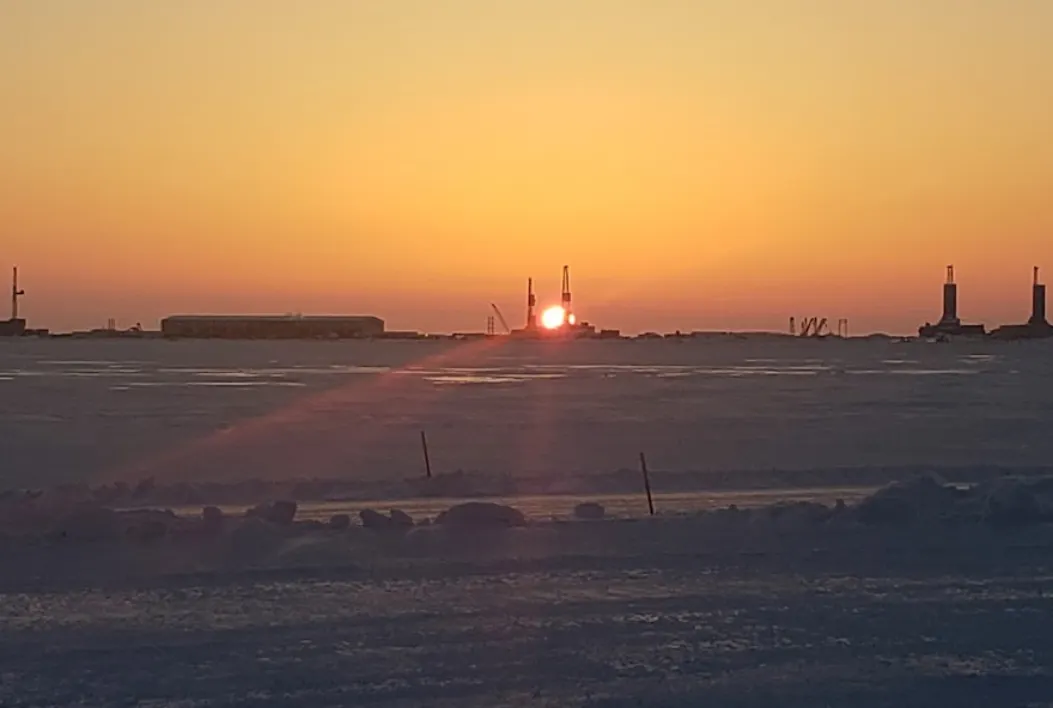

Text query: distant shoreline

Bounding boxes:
[3,330,914,342]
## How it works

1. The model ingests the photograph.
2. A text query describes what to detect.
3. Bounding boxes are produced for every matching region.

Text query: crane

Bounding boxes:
[561,265,572,320]
[490,303,511,334]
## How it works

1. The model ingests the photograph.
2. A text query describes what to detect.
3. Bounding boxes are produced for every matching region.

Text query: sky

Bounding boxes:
[1,0,1051,335]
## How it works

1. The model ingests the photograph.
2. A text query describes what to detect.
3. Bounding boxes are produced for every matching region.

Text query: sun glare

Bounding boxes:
[541,306,566,329]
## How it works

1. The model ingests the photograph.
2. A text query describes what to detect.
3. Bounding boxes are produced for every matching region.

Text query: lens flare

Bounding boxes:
[541,306,566,329]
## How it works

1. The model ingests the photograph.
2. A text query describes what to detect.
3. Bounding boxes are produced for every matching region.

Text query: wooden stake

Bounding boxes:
[421,430,432,479]
[639,452,655,516]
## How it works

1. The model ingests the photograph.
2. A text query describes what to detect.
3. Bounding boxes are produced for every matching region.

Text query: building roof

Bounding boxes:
[162,314,383,323]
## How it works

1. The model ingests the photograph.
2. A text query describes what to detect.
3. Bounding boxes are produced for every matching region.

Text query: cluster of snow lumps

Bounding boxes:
[435,502,526,529]
[359,508,415,530]
[855,473,965,524]
[851,473,1053,527]
[41,505,205,543]
[245,500,298,525]
[978,477,1053,527]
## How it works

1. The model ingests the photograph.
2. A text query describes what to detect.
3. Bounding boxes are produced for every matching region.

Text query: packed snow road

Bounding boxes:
[3,520,1053,707]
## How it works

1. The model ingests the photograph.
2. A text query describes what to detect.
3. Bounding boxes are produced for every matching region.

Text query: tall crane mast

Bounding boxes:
[561,265,572,320]
[526,278,537,329]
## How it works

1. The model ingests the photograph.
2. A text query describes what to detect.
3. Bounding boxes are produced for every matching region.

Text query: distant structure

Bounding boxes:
[489,303,511,334]
[161,314,384,339]
[561,265,573,323]
[990,267,1053,340]
[526,278,537,330]
[0,267,27,337]
[797,317,829,337]
[1030,266,1048,328]
[508,265,607,338]
[919,265,986,338]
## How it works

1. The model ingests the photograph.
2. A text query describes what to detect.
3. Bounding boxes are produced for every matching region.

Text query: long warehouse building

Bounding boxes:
[161,314,384,339]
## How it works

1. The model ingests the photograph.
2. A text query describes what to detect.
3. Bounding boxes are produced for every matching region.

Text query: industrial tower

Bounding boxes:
[940,265,960,327]
[918,264,985,338]
[11,267,24,321]
[1030,266,1048,327]
[561,265,572,322]
[526,278,537,329]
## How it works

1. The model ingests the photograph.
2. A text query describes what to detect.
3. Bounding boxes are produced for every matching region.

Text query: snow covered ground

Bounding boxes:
[4,499,1053,707]
[4,338,1053,706]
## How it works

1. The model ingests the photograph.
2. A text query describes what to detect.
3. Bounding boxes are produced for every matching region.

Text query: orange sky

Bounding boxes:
[1,1,1051,334]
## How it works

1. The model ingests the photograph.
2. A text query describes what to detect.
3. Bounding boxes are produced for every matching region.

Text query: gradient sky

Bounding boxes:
[1,0,1051,334]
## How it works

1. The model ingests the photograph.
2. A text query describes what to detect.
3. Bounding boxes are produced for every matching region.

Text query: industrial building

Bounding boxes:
[918,266,986,338]
[161,314,384,340]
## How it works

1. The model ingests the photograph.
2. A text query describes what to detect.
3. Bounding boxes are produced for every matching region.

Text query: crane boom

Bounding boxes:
[490,303,511,334]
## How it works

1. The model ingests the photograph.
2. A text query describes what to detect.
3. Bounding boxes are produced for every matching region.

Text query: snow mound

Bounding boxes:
[389,509,414,528]
[435,502,526,529]
[359,509,414,530]
[328,514,351,530]
[855,473,962,524]
[980,478,1053,527]
[574,502,606,520]
[852,473,1053,527]
[245,500,297,525]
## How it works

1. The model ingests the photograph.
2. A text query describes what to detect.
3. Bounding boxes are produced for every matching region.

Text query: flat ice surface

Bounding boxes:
[2,337,1052,488]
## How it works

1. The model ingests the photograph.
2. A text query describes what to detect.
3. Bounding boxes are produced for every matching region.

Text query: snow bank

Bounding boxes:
[435,502,526,529]
[6,475,1053,591]
[8,465,1053,513]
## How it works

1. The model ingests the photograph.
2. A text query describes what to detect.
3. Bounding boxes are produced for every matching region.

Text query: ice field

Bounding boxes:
[4,337,1053,706]
[2,337,1053,490]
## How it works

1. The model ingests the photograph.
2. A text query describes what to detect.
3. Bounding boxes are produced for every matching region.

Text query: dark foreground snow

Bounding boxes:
[4,481,1053,706]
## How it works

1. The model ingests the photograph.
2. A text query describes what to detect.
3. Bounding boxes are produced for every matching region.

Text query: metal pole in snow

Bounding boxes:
[639,452,655,516]
[421,430,432,479]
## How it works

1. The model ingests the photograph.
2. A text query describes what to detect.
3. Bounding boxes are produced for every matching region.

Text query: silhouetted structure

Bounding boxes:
[509,265,600,338]
[0,267,27,337]
[1030,266,1047,327]
[941,265,959,327]
[991,267,1053,340]
[526,278,537,330]
[161,315,384,339]
[561,265,573,322]
[919,265,985,338]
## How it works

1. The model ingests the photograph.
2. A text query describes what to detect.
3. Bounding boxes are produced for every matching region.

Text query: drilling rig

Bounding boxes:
[561,265,573,324]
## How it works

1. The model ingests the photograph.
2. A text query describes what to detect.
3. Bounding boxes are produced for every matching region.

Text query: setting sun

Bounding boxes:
[541,306,566,330]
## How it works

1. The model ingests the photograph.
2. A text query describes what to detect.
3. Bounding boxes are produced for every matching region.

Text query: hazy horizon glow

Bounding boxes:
[2,0,1051,334]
